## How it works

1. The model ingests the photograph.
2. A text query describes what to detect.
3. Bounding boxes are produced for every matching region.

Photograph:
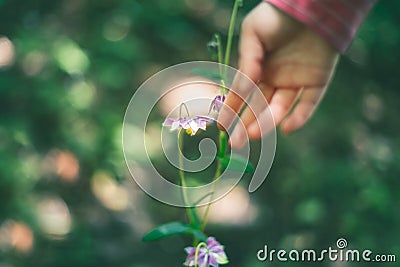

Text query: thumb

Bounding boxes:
[217,21,265,131]
[238,21,264,83]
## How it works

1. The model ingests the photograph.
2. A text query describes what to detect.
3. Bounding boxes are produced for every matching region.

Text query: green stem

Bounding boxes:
[201,130,227,231]
[200,0,241,231]
[224,0,241,68]
[179,103,190,118]
[179,130,193,223]
[218,131,228,158]
[214,34,224,67]
[214,34,226,96]
[194,242,208,267]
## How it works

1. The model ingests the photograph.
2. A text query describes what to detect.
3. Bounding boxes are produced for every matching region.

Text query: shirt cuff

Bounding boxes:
[265,0,377,53]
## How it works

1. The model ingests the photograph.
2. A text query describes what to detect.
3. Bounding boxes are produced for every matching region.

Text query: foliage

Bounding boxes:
[0,0,399,266]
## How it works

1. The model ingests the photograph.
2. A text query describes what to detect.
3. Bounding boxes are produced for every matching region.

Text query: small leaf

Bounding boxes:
[207,41,218,60]
[191,229,208,242]
[142,222,188,241]
[220,154,254,173]
[191,68,223,81]
[142,222,207,242]
[207,33,223,61]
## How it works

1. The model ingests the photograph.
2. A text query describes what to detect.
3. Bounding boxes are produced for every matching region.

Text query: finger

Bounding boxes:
[280,86,326,134]
[247,87,298,139]
[229,83,274,149]
[232,83,274,130]
[241,83,275,128]
[218,23,264,131]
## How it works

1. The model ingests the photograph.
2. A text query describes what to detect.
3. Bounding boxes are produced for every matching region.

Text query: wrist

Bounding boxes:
[265,0,377,53]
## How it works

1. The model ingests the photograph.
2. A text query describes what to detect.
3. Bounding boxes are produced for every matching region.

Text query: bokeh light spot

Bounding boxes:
[91,171,130,211]
[200,186,258,226]
[103,14,131,42]
[0,37,15,68]
[36,196,72,238]
[53,37,89,74]
[0,220,34,253]
[43,149,80,182]
[22,51,47,76]
[68,79,96,110]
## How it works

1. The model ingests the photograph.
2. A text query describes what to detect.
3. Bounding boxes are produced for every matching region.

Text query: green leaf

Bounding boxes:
[207,40,218,60]
[191,229,208,242]
[190,68,223,81]
[220,154,254,173]
[142,222,207,242]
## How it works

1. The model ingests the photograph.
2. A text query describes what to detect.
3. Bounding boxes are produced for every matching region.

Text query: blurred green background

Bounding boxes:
[0,0,399,266]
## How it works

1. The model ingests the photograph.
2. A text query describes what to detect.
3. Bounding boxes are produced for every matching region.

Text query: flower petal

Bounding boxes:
[195,118,207,130]
[180,118,191,130]
[206,237,220,249]
[197,115,213,122]
[185,247,196,255]
[196,116,213,129]
[188,119,200,135]
[212,250,228,264]
[184,257,195,266]
[198,252,209,267]
[209,256,219,267]
[211,95,226,112]
[170,120,181,131]
[163,118,175,126]
[184,247,197,266]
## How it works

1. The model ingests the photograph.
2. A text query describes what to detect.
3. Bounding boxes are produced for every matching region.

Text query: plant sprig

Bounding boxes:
[143,1,247,266]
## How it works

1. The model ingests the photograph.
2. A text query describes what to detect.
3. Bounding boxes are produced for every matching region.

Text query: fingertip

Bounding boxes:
[280,125,292,135]
[228,135,246,150]
[228,126,246,150]
[247,121,262,140]
[246,106,276,139]
[280,115,304,134]
[279,85,326,135]
[279,119,291,135]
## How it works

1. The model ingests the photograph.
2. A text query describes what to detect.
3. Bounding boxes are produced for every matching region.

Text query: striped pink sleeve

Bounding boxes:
[265,0,378,53]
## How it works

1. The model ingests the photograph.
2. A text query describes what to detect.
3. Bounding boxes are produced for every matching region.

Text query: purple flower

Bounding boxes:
[163,116,213,136]
[184,237,229,267]
[211,95,226,112]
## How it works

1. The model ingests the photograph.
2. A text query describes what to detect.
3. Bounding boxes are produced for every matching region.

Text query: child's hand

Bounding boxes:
[218,2,339,148]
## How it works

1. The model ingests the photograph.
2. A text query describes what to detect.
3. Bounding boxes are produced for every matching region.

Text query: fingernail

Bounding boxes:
[217,122,227,131]
[247,122,259,136]
[281,116,302,135]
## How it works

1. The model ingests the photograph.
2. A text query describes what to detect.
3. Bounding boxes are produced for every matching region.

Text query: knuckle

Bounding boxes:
[241,17,252,31]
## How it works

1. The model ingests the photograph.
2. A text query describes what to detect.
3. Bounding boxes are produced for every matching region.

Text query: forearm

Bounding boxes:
[265,0,378,53]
